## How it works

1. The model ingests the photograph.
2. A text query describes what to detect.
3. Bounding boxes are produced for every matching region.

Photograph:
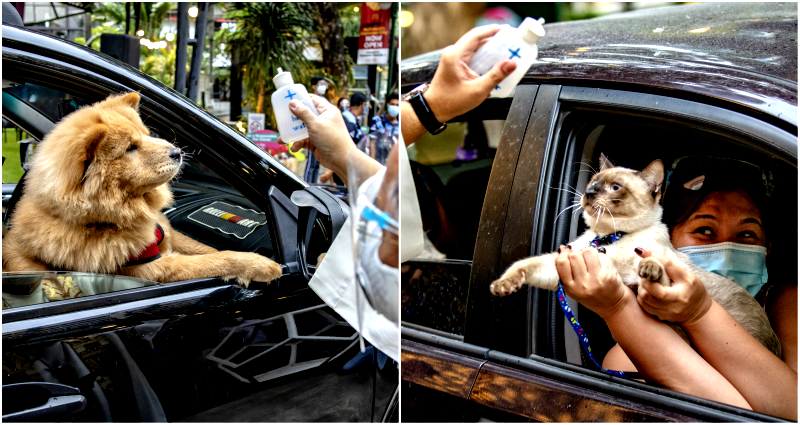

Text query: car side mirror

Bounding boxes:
[266,186,348,282]
[290,187,348,280]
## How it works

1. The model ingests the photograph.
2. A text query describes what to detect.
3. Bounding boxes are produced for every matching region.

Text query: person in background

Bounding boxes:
[338,97,350,113]
[370,92,400,139]
[303,76,329,184]
[310,76,328,97]
[343,92,367,144]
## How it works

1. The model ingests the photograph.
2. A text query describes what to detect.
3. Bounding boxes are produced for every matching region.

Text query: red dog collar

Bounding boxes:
[124,224,164,267]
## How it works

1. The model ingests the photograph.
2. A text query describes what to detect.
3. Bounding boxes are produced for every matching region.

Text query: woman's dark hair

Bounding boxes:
[662,158,771,242]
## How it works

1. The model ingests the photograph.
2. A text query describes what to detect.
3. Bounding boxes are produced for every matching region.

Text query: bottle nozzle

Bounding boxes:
[273,67,294,88]
[520,17,546,44]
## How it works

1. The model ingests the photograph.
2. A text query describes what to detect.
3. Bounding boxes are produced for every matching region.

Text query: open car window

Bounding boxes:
[0,75,290,313]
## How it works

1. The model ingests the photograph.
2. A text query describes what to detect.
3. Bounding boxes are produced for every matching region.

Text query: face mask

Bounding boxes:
[677,242,768,296]
[386,105,399,117]
[339,101,349,112]
[316,84,327,95]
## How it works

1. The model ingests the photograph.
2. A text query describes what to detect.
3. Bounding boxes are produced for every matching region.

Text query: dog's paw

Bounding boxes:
[638,257,667,286]
[223,253,283,288]
[490,275,523,297]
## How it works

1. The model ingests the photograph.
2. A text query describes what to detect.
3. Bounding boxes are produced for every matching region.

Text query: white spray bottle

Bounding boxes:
[271,67,319,143]
[468,17,546,98]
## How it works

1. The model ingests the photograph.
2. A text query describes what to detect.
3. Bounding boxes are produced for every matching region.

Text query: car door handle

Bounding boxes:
[2,382,86,422]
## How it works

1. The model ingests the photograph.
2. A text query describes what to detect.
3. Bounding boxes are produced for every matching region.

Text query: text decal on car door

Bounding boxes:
[188,201,268,239]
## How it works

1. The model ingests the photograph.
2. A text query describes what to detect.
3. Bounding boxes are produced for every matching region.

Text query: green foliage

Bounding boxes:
[92,2,174,39]
[339,3,361,38]
[2,129,28,184]
[218,2,317,125]
[83,23,123,51]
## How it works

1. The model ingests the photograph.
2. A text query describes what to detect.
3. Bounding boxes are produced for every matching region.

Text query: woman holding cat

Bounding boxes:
[557,157,796,420]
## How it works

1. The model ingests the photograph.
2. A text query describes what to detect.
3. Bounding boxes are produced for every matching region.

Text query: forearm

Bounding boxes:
[400,101,428,146]
[605,301,751,410]
[682,300,797,420]
[330,146,382,187]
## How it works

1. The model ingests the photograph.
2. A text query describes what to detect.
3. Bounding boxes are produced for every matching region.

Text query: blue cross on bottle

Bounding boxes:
[285,90,297,101]
[508,47,521,60]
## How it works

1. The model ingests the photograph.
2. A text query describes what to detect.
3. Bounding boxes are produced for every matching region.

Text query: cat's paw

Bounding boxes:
[638,257,668,286]
[490,274,523,297]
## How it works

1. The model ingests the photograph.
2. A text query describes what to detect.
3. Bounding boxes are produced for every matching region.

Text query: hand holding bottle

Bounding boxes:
[423,25,518,124]
[281,95,380,186]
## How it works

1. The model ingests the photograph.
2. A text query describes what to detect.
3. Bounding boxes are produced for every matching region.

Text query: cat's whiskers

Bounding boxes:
[548,184,583,199]
[576,161,598,174]
[607,208,618,233]
[593,204,602,226]
[554,202,582,224]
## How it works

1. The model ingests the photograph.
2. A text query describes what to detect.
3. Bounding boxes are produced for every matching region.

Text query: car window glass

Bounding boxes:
[4,83,91,123]
[2,272,158,309]
[402,119,506,338]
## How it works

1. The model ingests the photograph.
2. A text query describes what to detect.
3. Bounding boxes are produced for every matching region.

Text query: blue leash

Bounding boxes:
[556,281,630,379]
[557,231,632,379]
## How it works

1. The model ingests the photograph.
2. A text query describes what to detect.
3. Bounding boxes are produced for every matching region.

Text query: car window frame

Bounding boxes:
[454,82,797,420]
[1,40,323,321]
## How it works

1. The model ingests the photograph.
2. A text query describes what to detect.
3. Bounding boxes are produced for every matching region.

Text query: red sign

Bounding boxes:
[357,2,391,65]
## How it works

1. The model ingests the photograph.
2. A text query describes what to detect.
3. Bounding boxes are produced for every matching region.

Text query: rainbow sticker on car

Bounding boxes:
[187,201,268,239]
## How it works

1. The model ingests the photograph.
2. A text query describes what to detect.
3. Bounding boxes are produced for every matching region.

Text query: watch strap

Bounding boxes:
[407,89,446,135]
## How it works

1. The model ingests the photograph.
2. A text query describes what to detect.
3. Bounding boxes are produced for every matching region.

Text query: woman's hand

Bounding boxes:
[635,248,712,325]
[556,246,634,320]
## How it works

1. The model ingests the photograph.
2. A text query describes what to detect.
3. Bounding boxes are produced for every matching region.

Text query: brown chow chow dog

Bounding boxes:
[2,92,281,287]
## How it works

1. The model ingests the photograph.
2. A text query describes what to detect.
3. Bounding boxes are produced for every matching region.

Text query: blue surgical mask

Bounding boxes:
[677,242,768,296]
[386,105,399,118]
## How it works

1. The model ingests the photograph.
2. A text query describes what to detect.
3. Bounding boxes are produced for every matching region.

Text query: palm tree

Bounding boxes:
[219,2,316,121]
[92,2,174,39]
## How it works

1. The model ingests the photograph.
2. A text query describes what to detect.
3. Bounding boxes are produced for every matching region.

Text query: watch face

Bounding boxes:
[404,83,429,101]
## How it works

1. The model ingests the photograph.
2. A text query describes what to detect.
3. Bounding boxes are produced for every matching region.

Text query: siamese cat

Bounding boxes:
[490,155,780,357]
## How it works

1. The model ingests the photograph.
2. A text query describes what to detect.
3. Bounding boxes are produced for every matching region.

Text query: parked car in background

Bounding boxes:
[401,2,796,421]
[1,20,398,422]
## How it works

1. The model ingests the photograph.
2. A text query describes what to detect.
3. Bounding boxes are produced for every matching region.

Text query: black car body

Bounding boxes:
[1,24,398,422]
[401,3,796,422]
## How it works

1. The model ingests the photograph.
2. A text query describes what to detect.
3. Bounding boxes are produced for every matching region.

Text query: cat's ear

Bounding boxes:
[641,159,665,197]
[599,153,615,171]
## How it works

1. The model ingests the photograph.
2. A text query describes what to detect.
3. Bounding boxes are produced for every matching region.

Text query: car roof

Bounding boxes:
[401,2,798,128]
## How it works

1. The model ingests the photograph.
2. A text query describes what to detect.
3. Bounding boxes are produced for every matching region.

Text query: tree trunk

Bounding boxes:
[312,3,349,101]
[257,83,266,114]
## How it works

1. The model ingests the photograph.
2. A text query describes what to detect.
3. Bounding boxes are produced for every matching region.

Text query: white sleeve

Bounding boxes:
[399,138,424,262]
[307,168,399,362]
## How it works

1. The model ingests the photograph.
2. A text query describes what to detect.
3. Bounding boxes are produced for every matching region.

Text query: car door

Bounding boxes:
[2,27,398,423]
[402,82,796,421]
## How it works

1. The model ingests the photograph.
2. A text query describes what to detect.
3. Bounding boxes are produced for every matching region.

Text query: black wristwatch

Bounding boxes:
[403,83,447,135]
